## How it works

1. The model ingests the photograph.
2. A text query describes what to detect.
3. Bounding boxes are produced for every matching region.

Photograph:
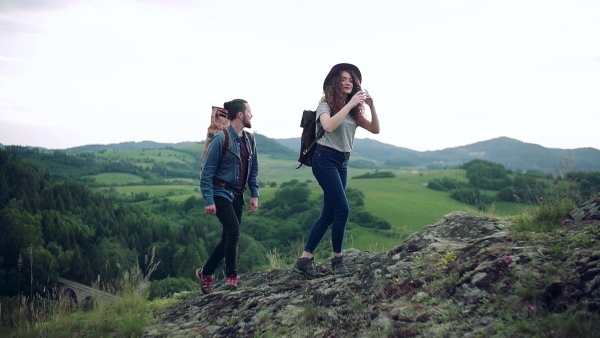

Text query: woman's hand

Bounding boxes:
[364,89,374,106]
[348,90,367,108]
[357,89,380,134]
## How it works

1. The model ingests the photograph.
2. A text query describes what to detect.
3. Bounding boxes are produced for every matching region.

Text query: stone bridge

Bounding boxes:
[57,277,120,309]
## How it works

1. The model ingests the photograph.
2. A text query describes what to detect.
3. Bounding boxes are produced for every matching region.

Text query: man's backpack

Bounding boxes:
[201,106,255,169]
[296,109,324,169]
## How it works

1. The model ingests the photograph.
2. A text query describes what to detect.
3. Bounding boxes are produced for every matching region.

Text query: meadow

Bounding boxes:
[83,172,144,185]
[86,153,544,252]
[95,148,195,163]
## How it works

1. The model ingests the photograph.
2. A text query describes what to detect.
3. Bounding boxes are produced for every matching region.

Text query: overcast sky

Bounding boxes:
[1,0,599,151]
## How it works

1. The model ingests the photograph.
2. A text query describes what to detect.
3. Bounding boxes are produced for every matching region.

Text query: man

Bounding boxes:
[196,98,259,293]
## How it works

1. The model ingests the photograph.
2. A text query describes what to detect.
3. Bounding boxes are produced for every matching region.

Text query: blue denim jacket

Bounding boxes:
[200,125,259,206]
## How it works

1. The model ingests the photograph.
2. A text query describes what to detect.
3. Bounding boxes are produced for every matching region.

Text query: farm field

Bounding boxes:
[93,184,199,200]
[348,169,479,232]
[86,149,554,254]
[83,172,144,185]
[84,153,556,252]
[90,164,497,233]
[94,148,195,164]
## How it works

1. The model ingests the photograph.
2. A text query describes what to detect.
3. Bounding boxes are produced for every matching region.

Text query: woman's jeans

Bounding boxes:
[304,145,350,254]
[203,195,243,277]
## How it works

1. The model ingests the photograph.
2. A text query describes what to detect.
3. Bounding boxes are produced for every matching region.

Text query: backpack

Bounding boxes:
[201,106,255,169]
[296,109,324,169]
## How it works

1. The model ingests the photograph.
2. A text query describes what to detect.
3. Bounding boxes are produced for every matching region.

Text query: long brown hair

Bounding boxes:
[321,69,364,122]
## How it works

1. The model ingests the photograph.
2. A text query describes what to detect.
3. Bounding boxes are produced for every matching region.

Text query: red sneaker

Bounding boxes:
[196,268,214,294]
[225,275,239,290]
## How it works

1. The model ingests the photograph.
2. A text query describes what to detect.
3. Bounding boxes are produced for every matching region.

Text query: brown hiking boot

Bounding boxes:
[293,257,317,279]
[331,256,350,277]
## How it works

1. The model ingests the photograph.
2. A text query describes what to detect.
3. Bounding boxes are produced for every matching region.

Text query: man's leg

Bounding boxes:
[215,195,243,278]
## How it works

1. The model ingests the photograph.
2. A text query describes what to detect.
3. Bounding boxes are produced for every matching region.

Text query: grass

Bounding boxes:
[348,170,480,232]
[88,164,533,253]
[93,148,195,164]
[510,196,578,233]
[93,184,199,200]
[266,248,286,269]
[86,154,588,257]
[87,155,588,259]
[82,172,144,185]
[302,303,319,323]
[345,228,405,252]
[3,249,168,338]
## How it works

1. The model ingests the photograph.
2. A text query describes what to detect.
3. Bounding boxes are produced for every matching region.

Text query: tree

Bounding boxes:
[0,172,9,209]
[0,206,44,257]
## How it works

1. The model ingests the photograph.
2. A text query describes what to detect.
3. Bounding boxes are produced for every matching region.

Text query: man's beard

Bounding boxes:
[243,116,252,129]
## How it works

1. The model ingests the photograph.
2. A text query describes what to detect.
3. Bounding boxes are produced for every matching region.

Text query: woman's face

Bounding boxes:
[340,70,354,95]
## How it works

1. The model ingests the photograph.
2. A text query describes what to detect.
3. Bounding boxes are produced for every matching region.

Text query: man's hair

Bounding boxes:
[223,99,248,120]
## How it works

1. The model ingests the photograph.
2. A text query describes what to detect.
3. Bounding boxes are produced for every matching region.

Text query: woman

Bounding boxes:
[294,63,380,278]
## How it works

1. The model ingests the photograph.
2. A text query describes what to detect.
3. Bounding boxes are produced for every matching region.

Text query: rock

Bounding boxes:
[142,210,600,338]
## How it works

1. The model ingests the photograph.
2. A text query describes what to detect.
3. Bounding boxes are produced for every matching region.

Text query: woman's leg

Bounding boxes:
[302,148,349,256]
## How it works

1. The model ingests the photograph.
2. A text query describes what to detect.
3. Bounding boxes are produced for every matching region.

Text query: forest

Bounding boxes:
[0,149,389,300]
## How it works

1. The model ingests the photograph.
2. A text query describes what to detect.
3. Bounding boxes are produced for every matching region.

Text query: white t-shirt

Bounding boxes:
[315,102,358,153]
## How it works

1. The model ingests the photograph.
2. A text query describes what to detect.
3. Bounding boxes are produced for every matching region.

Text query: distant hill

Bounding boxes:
[277,137,418,160]
[277,136,600,173]
[64,141,199,153]
[417,137,600,173]
[251,134,297,160]
[62,136,298,159]
[5,135,599,174]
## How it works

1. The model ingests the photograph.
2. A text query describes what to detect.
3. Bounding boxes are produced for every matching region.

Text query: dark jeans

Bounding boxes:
[202,195,243,277]
[304,145,350,254]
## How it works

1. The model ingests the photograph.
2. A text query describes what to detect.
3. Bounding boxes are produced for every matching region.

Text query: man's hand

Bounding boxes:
[205,204,217,215]
[248,197,258,214]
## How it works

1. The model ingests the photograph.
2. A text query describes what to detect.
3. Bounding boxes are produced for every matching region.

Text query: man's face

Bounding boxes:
[242,103,252,128]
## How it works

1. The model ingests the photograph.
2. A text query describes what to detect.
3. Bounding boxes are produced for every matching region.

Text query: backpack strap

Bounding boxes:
[221,128,231,158]
[221,129,254,159]
[244,131,256,154]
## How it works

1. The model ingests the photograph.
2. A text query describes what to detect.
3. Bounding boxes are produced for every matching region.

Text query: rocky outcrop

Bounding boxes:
[569,197,600,222]
[143,210,600,338]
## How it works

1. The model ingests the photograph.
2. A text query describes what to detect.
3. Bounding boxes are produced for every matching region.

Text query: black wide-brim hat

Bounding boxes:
[323,63,362,92]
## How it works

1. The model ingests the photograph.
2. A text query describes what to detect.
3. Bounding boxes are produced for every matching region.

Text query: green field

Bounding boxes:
[94,148,195,164]
[93,184,199,200]
[83,173,144,185]
[347,169,479,233]
[90,154,542,252]
[93,167,484,229]
[256,155,411,185]
[166,178,197,184]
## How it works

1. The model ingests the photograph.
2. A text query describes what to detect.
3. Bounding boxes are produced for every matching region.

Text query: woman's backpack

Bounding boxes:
[296,110,324,169]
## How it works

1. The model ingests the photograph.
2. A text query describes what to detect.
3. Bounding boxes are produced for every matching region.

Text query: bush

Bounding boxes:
[427,180,449,191]
[148,277,196,300]
[450,187,481,205]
